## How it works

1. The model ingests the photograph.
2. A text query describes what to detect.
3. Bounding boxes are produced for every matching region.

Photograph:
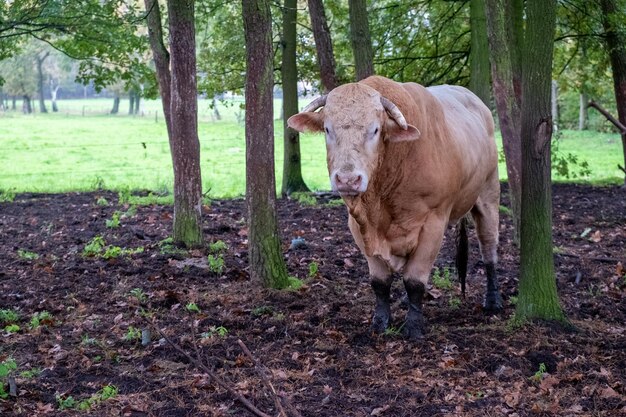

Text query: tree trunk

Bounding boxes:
[348,0,374,81]
[51,83,59,112]
[111,96,120,114]
[551,80,559,131]
[129,90,136,115]
[243,0,290,289]
[12,96,16,110]
[281,0,309,196]
[485,0,522,244]
[600,0,626,184]
[469,0,491,105]
[167,0,204,247]
[36,52,49,113]
[134,93,140,115]
[517,0,566,323]
[579,92,588,130]
[308,0,338,92]
[211,97,221,120]
[22,95,32,114]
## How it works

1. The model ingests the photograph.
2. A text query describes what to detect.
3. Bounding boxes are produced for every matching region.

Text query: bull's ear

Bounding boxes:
[287,112,324,133]
[385,120,421,142]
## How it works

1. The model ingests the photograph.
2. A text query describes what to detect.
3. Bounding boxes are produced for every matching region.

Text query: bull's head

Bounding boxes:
[287,83,420,196]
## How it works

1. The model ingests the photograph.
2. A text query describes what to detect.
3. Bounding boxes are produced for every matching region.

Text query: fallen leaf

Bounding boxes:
[371,405,390,416]
[617,262,624,277]
[599,386,620,399]
[589,230,602,243]
[540,375,560,392]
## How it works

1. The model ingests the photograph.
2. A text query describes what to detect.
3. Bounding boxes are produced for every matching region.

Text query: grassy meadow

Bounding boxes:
[0,97,624,198]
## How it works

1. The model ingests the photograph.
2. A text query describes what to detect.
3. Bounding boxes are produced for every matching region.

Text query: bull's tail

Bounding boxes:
[455,216,469,297]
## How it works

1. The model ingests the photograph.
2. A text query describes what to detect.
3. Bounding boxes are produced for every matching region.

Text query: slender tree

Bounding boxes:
[599,0,626,184]
[35,51,49,113]
[516,0,566,323]
[485,0,523,242]
[281,0,309,196]
[308,0,338,92]
[469,0,490,105]
[243,0,290,289]
[144,0,203,247]
[348,0,374,80]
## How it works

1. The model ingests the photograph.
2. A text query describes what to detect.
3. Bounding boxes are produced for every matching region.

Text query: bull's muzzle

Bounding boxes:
[332,170,367,195]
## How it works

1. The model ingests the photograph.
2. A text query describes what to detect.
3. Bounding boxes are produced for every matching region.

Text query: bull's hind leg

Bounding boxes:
[471,174,502,312]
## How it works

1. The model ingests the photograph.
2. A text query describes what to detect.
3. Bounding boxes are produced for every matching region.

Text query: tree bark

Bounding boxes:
[111,95,120,114]
[281,0,309,196]
[599,0,626,184]
[485,0,522,243]
[134,93,140,115]
[348,0,374,81]
[469,0,491,105]
[22,95,32,114]
[308,0,338,92]
[243,0,290,289]
[167,0,204,247]
[36,52,49,113]
[50,81,59,112]
[12,96,16,110]
[579,92,588,130]
[517,0,566,323]
[129,90,136,115]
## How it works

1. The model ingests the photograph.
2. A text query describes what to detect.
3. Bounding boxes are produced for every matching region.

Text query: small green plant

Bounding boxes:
[209,240,228,254]
[308,261,319,278]
[0,357,17,399]
[17,249,39,260]
[124,205,137,217]
[499,205,512,216]
[105,211,121,228]
[118,186,132,204]
[158,237,188,256]
[325,199,344,207]
[432,267,454,290]
[530,362,547,382]
[96,197,109,206]
[0,309,20,324]
[102,245,143,259]
[19,368,41,379]
[286,276,304,290]
[56,384,118,411]
[57,395,77,410]
[83,236,106,257]
[292,192,317,206]
[201,326,229,339]
[207,254,225,274]
[30,311,54,329]
[129,288,147,303]
[251,306,274,317]
[0,189,16,203]
[123,326,142,342]
[383,326,402,336]
[509,295,518,306]
[81,334,97,346]
[448,297,462,310]
[4,324,20,333]
[186,302,201,313]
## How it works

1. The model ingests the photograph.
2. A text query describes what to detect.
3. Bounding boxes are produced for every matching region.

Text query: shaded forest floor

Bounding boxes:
[0,184,625,416]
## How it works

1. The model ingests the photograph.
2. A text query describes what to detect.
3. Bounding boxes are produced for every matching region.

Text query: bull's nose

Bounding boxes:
[335,172,362,190]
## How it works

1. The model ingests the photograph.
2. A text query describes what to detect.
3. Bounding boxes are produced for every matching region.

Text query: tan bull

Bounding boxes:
[288,75,501,340]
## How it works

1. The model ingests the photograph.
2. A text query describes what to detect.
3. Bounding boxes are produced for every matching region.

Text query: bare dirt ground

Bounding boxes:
[0,184,624,417]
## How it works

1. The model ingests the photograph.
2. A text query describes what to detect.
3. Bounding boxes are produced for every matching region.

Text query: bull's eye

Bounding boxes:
[325,127,330,134]
[374,127,379,135]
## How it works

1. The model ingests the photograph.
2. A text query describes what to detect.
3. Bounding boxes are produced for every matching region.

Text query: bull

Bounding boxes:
[288,75,502,340]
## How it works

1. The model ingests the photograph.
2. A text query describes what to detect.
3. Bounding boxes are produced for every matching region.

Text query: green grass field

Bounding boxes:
[0,98,624,198]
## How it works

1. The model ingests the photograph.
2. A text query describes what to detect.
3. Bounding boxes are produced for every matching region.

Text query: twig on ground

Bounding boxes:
[237,339,288,417]
[142,316,271,417]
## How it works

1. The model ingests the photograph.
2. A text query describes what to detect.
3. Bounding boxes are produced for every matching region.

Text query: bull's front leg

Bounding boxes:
[367,256,393,334]
[402,217,447,341]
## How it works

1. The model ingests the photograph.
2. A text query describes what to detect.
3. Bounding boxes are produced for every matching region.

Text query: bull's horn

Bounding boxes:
[302,95,327,113]
[380,96,408,130]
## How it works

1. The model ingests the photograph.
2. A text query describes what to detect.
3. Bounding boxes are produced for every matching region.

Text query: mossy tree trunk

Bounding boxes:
[348,0,374,81]
[243,0,290,289]
[600,0,626,185]
[308,0,338,92]
[517,0,566,323]
[485,0,523,243]
[469,0,490,105]
[144,0,203,247]
[281,0,309,196]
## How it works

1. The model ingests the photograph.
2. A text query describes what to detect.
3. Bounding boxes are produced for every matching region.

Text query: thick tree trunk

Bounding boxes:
[36,52,49,113]
[600,0,626,184]
[485,0,522,243]
[167,0,204,247]
[308,0,338,92]
[144,0,173,136]
[348,0,374,81]
[469,0,491,105]
[111,96,120,114]
[134,93,140,115]
[517,0,565,323]
[22,95,32,114]
[243,0,290,289]
[579,92,588,130]
[129,91,136,115]
[281,0,309,196]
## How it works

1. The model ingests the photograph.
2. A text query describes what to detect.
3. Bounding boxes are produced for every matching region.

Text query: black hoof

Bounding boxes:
[483,291,503,313]
[370,307,391,334]
[402,321,425,341]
